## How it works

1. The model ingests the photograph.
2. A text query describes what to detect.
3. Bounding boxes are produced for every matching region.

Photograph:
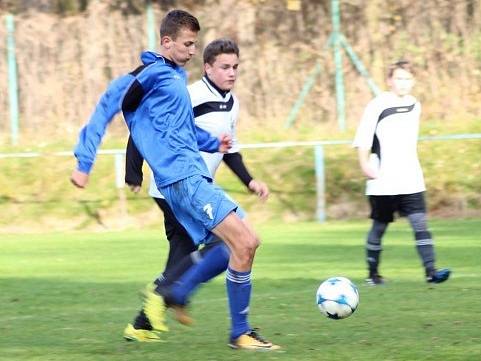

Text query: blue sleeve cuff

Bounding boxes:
[77,160,94,173]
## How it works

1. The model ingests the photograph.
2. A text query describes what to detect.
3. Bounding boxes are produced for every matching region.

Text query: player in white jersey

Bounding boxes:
[353,60,450,286]
[124,39,275,350]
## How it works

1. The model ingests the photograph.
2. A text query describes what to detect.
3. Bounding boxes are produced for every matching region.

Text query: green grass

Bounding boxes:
[1,219,480,361]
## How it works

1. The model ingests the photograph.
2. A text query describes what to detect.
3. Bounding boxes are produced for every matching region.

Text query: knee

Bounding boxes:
[242,236,259,258]
[235,234,259,263]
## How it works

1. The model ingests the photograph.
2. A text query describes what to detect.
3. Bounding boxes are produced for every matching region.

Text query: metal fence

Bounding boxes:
[1,133,480,222]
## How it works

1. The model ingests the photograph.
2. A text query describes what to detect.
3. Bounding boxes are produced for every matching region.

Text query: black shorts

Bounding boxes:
[368,192,426,223]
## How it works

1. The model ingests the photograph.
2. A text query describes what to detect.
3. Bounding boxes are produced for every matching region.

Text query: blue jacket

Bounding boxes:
[74,51,219,187]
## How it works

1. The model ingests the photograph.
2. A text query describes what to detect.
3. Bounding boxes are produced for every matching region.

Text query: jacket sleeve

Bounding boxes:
[222,152,253,188]
[195,125,220,153]
[125,135,144,186]
[73,74,133,173]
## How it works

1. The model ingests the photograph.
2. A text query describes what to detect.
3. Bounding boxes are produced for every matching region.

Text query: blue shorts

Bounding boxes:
[160,175,245,245]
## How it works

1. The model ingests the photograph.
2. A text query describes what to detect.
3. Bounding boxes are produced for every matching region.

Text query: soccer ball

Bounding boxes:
[316,277,359,319]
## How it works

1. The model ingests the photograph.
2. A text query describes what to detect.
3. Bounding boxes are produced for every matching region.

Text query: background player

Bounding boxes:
[353,60,450,286]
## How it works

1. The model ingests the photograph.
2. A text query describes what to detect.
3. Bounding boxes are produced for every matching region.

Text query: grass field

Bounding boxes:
[1,219,480,361]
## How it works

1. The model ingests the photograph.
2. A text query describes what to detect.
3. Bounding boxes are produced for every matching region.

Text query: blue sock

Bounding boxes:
[226,267,252,340]
[169,243,230,305]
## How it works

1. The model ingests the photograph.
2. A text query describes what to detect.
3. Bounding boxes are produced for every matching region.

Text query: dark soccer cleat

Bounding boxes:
[366,273,385,286]
[426,268,451,284]
[228,329,280,351]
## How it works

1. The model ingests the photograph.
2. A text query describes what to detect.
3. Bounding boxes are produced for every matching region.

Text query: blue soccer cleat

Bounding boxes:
[426,268,451,284]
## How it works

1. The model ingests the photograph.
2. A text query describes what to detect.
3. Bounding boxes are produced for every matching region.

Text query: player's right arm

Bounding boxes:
[352,99,380,179]
[357,147,378,179]
[71,74,133,188]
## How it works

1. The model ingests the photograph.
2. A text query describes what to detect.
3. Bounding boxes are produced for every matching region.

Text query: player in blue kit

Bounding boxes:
[71,10,279,351]
[124,38,270,341]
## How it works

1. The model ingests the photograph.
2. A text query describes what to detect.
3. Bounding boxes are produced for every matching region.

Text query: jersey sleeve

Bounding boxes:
[195,126,220,153]
[223,152,253,188]
[74,74,133,173]
[352,99,379,150]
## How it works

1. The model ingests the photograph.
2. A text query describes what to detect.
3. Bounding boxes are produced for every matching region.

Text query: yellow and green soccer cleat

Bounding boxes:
[228,329,281,351]
[123,323,162,342]
[142,283,169,332]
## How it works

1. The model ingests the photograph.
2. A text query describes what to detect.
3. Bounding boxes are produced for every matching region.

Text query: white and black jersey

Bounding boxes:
[149,76,240,198]
[353,91,425,196]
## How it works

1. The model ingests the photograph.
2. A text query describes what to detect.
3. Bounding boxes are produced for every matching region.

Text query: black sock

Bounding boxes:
[367,249,381,276]
[133,310,152,330]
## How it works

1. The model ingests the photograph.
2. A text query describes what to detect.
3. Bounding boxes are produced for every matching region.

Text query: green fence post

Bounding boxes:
[331,0,346,132]
[315,145,326,222]
[146,1,156,50]
[6,14,19,145]
[340,35,381,96]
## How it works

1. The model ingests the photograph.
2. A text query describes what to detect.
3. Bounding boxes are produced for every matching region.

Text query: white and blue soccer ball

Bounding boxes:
[316,277,359,319]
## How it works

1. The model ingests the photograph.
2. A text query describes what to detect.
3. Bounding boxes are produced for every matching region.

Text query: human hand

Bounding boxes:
[70,169,89,188]
[128,184,141,193]
[248,179,269,201]
[218,133,233,153]
[361,163,378,179]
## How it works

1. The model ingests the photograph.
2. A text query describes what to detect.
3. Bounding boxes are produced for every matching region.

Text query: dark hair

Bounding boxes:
[203,38,239,65]
[388,60,414,78]
[160,10,200,40]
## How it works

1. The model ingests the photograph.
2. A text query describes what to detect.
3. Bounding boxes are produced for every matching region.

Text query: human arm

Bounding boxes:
[357,147,378,179]
[195,126,232,153]
[71,74,133,188]
[223,152,269,201]
[352,99,379,180]
[125,135,144,193]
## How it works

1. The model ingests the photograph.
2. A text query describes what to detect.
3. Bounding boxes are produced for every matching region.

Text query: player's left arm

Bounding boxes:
[222,97,268,200]
[223,152,269,201]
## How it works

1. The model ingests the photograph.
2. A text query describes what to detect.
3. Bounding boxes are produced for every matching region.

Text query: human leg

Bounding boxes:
[126,197,197,336]
[212,214,279,350]
[156,176,279,349]
[154,197,198,281]
[366,195,394,285]
[406,212,435,272]
[401,192,450,283]
[365,219,388,285]
[406,212,450,283]
[164,241,230,304]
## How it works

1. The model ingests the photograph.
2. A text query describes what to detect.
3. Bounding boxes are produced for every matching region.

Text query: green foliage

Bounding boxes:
[1,220,480,360]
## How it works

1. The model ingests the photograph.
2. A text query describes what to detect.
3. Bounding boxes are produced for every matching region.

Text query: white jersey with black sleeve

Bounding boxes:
[148,76,240,198]
[352,91,426,196]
